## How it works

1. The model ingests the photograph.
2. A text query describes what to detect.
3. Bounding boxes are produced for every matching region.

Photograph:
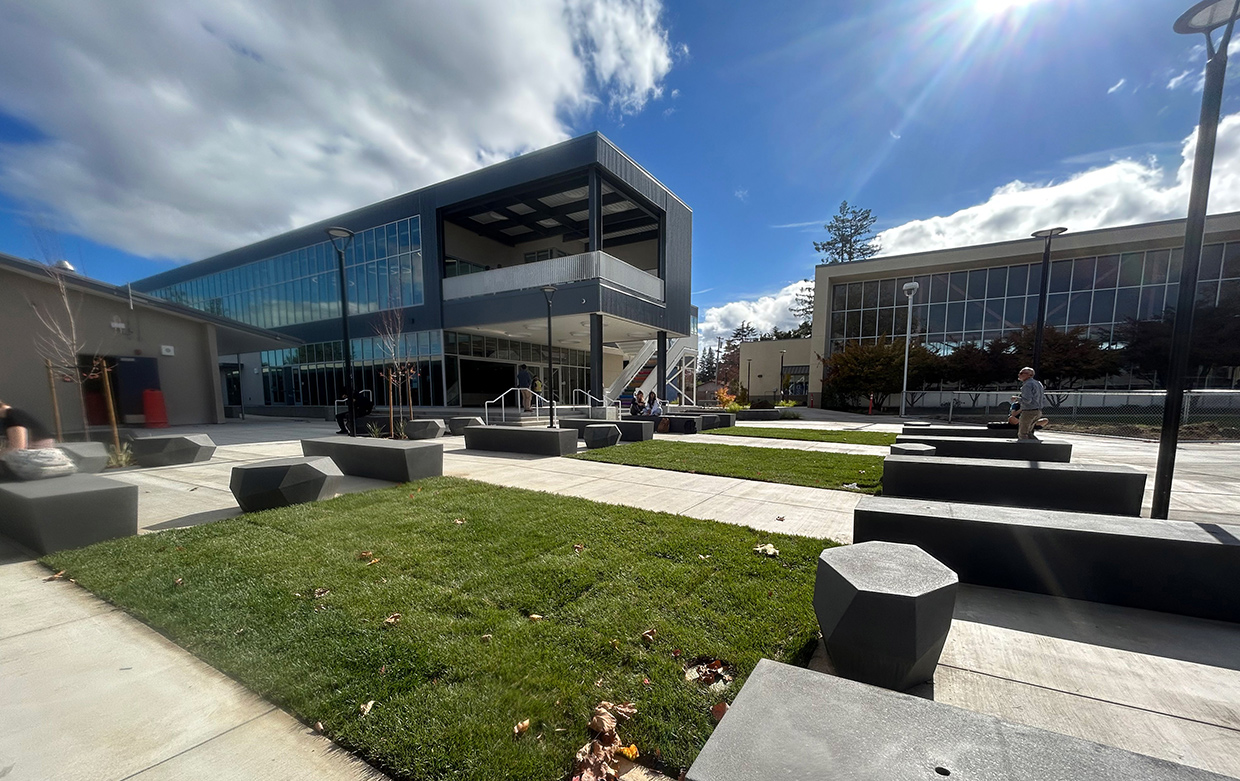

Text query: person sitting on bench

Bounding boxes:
[335,390,374,435]
[629,390,645,417]
[0,400,55,452]
[1005,397,1048,431]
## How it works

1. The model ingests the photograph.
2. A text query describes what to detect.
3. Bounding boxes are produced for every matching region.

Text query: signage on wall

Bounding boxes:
[160,345,175,356]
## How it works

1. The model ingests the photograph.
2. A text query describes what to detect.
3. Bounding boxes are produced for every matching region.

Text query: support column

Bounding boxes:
[587,167,601,253]
[656,330,668,402]
[590,313,604,406]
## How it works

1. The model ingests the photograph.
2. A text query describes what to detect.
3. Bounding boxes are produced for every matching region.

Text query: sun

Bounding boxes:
[972,0,1041,18]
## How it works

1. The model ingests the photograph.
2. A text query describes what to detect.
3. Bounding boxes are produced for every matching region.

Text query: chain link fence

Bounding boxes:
[912,390,1240,440]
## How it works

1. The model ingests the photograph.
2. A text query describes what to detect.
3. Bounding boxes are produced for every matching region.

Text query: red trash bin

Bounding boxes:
[143,389,169,428]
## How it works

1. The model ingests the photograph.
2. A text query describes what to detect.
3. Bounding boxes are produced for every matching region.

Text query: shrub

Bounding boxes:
[715,387,736,408]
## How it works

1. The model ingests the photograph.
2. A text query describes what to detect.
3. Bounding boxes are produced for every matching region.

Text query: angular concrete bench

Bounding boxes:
[58,442,109,473]
[301,437,443,482]
[559,418,654,442]
[890,442,936,456]
[687,659,1231,781]
[901,424,1012,438]
[463,426,577,456]
[130,434,217,467]
[625,414,701,434]
[712,412,737,428]
[403,419,446,439]
[698,413,720,430]
[853,496,1240,623]
[447,416,483,435]
[230,456,343,513]
[894,434,1072,462]
[882,455,1146,516]
[584,424,621,449]
[735,409,782,421]
[0,475,137,554]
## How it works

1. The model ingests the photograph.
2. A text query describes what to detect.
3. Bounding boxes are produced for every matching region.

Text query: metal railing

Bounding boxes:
[572,389,622,410]
[484,387,552,425]
[442,251,664,302]
[331,389,374,424]
[924,389,1240,440]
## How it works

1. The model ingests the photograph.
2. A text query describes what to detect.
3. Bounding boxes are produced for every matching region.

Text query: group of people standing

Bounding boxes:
[628,390,662,417]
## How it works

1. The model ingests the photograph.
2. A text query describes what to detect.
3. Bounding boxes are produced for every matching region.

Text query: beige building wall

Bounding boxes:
[738,339,812,402]
[1,267,224,434]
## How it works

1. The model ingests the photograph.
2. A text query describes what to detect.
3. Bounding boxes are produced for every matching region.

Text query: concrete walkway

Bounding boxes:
[3,416,1240,779]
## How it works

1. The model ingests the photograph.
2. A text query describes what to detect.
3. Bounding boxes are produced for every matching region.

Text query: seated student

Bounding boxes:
[629,390,645,416]
[646,391,663,416]
[335,390,375,435]
[0,400,55,452]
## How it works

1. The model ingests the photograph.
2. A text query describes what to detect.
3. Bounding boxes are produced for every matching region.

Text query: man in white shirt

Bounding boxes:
[1016,367,1045,441]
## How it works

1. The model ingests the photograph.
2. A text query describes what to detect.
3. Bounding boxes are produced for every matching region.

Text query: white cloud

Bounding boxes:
[875,110,1240,256]
[699,280,811,346]
[734,187,749,201]
[0,1,676,260]
[1167,69,1195,90]
[1107,78,1126,94]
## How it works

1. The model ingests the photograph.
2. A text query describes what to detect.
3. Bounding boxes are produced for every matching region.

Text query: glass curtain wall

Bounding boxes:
[829,241,1240,354]
[150,217,423,327]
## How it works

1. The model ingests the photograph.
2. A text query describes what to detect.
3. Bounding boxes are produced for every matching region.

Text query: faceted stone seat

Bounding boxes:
[130,434,216,467]
[890,442,936,456]
[814,541,958,692]
[583,424,621,449]
[58,442,110,473]
[447,416,484,435]
[0,475,137,554]
[404,419,446,440]
[230,456,343,513]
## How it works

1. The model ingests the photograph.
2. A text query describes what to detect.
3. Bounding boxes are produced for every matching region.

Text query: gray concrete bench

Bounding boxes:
[853,496,1240,624]
[130,434,217,467]
[625,414,701,434]
[901,424,1012,438]
[882,455,1146,516]
[463,426,577,456]
[559,418,653,442]
[301,437,443,482]
[698,413,720,430]
[0,475,137,554]
[403,419,446,439]
[890,442,936,456]
[58,442,109,473]
[712,412,737,428]
[584,424,621,449]
[447,416,483,435]
[735,409,781,421]
[230,456,343,512]
[687,659,1230,781]
[894,434,1072,462]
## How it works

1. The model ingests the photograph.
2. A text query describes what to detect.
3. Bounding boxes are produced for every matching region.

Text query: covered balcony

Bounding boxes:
[442,250,662,302]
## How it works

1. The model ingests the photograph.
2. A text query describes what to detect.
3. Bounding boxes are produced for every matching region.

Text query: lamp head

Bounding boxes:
[541,285,556,304]
[1175,0,1240,34]
[325,226,355,252]
[1031,227,1068,239]
[902,281,920,297]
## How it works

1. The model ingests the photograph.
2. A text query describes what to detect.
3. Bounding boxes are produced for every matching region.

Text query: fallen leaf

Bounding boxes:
[360,700,375,717]
[609,639,619,650]
[589,708,617,734]
[775,515,785,522]
[697,554,711,560]
[642,677,651,687]
[595,677,604,688]
[843,482,860,490]
[573,543,584,553]
[314,721,324,733]
[617,743,639,760]
[235,628,246,635]
[454,518,466,524]
[672,648,682,658]
[384,613,401,625]
[481,634,493,643]
[313,587,330,599]
[529,614,543,621]
[711,701,729,722]
[366,558,381,566]
[43,570,66,581]
[513,718,530,736]
[753,543,779,557]
[640,628,656,643]
[174,578,183,586]
[379,665,386,674]
[356,550,373,560]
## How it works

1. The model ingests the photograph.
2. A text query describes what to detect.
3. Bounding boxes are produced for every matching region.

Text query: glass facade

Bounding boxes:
[829,241,1240,354]
[151,217,423,328]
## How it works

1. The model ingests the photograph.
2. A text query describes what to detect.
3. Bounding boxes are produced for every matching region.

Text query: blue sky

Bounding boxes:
[1,0,1237,344]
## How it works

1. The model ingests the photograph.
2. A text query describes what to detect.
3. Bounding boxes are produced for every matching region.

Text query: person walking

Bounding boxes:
[1016,367,1045,441]
[516,364,533,412]
[0,400,55,452]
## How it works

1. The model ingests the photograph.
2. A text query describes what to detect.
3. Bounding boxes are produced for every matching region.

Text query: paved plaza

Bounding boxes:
[2,413,1239,779]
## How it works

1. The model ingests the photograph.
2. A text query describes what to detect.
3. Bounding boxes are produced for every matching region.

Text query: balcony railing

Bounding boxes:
[442,251,664,302]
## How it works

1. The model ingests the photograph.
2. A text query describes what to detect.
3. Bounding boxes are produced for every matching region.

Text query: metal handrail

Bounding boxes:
[332,389,374,418]
[484,386,551,425]
[572,389,622,409]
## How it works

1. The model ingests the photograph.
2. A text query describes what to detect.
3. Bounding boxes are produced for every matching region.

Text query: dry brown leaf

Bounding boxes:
[612,702,636,721]
[384,613,401,625]
[513,718,530,736]
[573,543,584,553]
[360,700,375,717]
[314,721,324,733]
[313,588,330,599]
[672,648,682,658]
[44,570,66,581]
[379,665,386,674]
[529,614,543,621]
[481,633,493,643]
[453,518,466,524]
[753,543,779,557]
[356,550,373,560]
[640,628,656,643]
[174,578,183,586]
[589,708,617,734]
[710,701,729,722]
[775,515,786,521]
[366,557,381,566]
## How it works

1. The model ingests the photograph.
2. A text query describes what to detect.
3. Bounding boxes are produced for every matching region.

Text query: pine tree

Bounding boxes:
[814,201,880,265]
[790,279,814,324]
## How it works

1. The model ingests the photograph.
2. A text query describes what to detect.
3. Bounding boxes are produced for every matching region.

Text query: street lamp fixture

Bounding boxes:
[746,358,753,401]
[779,349,787,403]
[1153,0,1240,519]
[900,281,920,418]
[326,227,356,437]
[542,286,557,428]
[1030,226,1068,375]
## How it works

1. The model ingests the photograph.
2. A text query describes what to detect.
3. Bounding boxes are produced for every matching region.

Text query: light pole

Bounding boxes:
[746,358,752,402]
[1030,226,1067,375]
[326,227,356,437]
[542,286,556,428]
[900,281,920,418]
[779,350,786,403]
[1154,0,1240,519]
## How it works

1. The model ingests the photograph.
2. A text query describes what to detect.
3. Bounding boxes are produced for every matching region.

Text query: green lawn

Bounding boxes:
[704,426,897,447]
[43,477,835,780]
[569,440,884,493]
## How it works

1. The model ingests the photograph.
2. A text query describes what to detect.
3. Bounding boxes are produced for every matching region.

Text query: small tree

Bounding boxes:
[989,325,1119,389]
[789,279,815,324]
[820,339,941,409]
[717,321,758,390]
[814,201,880,265]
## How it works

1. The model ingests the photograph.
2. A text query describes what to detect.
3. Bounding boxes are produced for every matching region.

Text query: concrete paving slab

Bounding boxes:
[674,494,854,542]
[0,561,116,641]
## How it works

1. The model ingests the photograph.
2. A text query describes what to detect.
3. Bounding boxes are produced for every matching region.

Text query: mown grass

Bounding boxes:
[43,477,836,780]
[704,426,897,447]
[569,440,883,493]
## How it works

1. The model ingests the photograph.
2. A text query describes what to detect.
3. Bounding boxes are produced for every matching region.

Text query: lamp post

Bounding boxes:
[1030,227,1068,375]
[1153,0,1240,519]
[900,281,920,418]
[779,349,787,404]
[326,227,356,437]
[542,286,556,428]
[746,358,752,402]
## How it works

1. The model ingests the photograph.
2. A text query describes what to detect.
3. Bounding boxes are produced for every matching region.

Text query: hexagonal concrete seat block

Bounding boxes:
[814,541,958,692]
[58,441,110,473]
[404,419,446,439]
[890,442,936,456]
[584,424,621,449]
[130,434,217,467]
[230,456,343,513]
[447,416,484,435]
